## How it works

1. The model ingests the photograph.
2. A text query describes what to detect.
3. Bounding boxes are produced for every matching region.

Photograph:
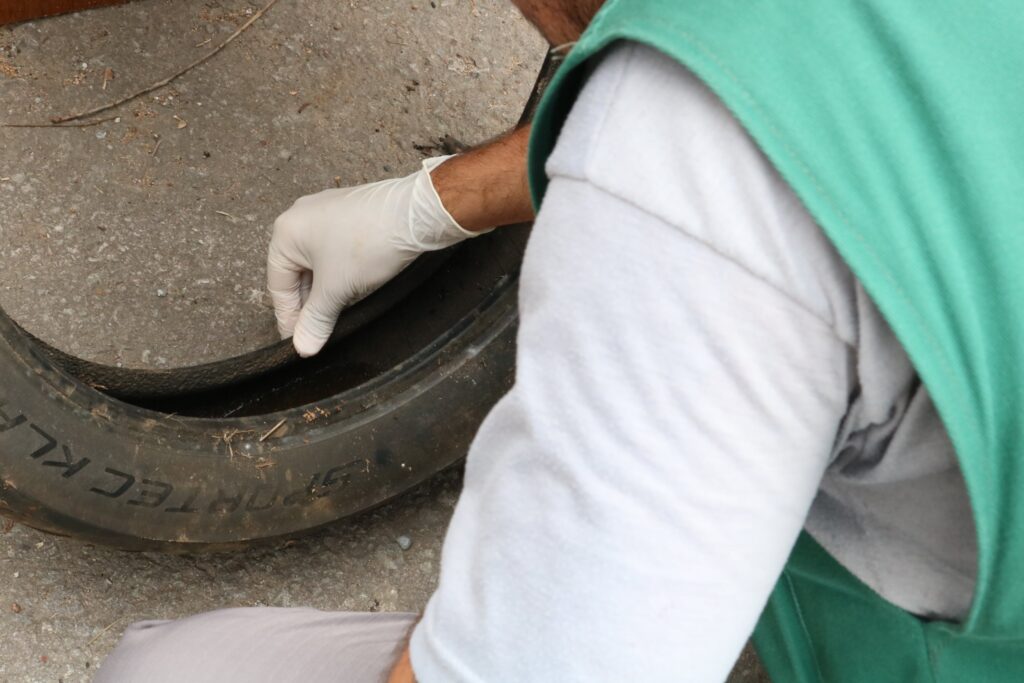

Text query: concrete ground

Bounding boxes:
[0,1,769,681]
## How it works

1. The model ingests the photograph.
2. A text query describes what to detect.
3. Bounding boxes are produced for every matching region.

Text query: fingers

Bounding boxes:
[292,287,347,358]
[267,253,306,340]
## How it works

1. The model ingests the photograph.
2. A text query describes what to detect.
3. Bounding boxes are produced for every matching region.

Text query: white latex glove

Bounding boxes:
[268,156,478,357]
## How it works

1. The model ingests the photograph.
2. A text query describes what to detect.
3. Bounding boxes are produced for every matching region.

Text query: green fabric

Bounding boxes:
[528,0,1024,679]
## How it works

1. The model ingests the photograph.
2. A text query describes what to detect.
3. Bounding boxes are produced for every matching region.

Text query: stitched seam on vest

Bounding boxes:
[922,625,941,683]
[783,572,826,682]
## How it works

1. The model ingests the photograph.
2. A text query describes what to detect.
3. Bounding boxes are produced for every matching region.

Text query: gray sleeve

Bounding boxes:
[410,169,854,680]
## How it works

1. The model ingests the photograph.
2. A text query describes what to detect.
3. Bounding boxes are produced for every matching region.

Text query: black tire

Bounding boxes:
[0,60,555,552]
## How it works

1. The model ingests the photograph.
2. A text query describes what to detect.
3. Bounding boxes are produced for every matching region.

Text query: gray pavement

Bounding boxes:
[0,2,768,681]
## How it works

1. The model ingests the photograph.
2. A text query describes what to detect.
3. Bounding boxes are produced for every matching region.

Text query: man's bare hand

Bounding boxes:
[387,647,415,683]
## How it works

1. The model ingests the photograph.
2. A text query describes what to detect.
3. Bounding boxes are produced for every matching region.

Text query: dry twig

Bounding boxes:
[87,619,123,647]
[52,0,279,124]
[1,116,118,129]
[259,418,287,442]
[215,428,257,459]
[1,0,279,129]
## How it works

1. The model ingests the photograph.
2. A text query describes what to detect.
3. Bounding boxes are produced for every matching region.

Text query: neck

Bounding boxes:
[515,1,605,45]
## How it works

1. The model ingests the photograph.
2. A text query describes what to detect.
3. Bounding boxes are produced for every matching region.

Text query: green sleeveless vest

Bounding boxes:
[528,1,1024,680]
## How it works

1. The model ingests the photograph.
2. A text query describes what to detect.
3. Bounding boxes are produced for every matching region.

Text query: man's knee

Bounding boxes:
[93,619,194,682]
[94,608,418,683]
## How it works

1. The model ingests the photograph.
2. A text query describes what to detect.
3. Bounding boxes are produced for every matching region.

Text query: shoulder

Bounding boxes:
[546,41,858,342]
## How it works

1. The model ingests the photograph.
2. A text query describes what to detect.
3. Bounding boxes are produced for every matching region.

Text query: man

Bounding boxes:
[99,0,1024,681]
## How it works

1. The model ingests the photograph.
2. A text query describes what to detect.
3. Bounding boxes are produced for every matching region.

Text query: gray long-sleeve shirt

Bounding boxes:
[411,42,976,682]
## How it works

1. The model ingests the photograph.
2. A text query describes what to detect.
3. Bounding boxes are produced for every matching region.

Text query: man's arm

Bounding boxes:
[407,174,849,682]
[405,43,855,680]
[267,125,533,357]
[431,126,534,232]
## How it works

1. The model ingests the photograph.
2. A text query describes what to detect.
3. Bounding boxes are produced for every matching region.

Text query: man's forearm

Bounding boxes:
[430,124,535,232]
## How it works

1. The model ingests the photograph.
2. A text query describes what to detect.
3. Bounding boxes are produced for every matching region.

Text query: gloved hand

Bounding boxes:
[268,156,479,357]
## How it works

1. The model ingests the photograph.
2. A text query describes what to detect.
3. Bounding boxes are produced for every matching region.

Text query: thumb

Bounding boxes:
[292,287,347,358]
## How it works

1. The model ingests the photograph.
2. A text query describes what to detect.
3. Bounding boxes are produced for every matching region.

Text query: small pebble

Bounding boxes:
[11,603,21,614]
[396,536,412,551]
[95,130,107,140]
[156,289,167,298]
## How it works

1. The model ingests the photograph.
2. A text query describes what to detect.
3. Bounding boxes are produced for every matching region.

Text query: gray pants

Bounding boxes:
[94,608,417,682]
